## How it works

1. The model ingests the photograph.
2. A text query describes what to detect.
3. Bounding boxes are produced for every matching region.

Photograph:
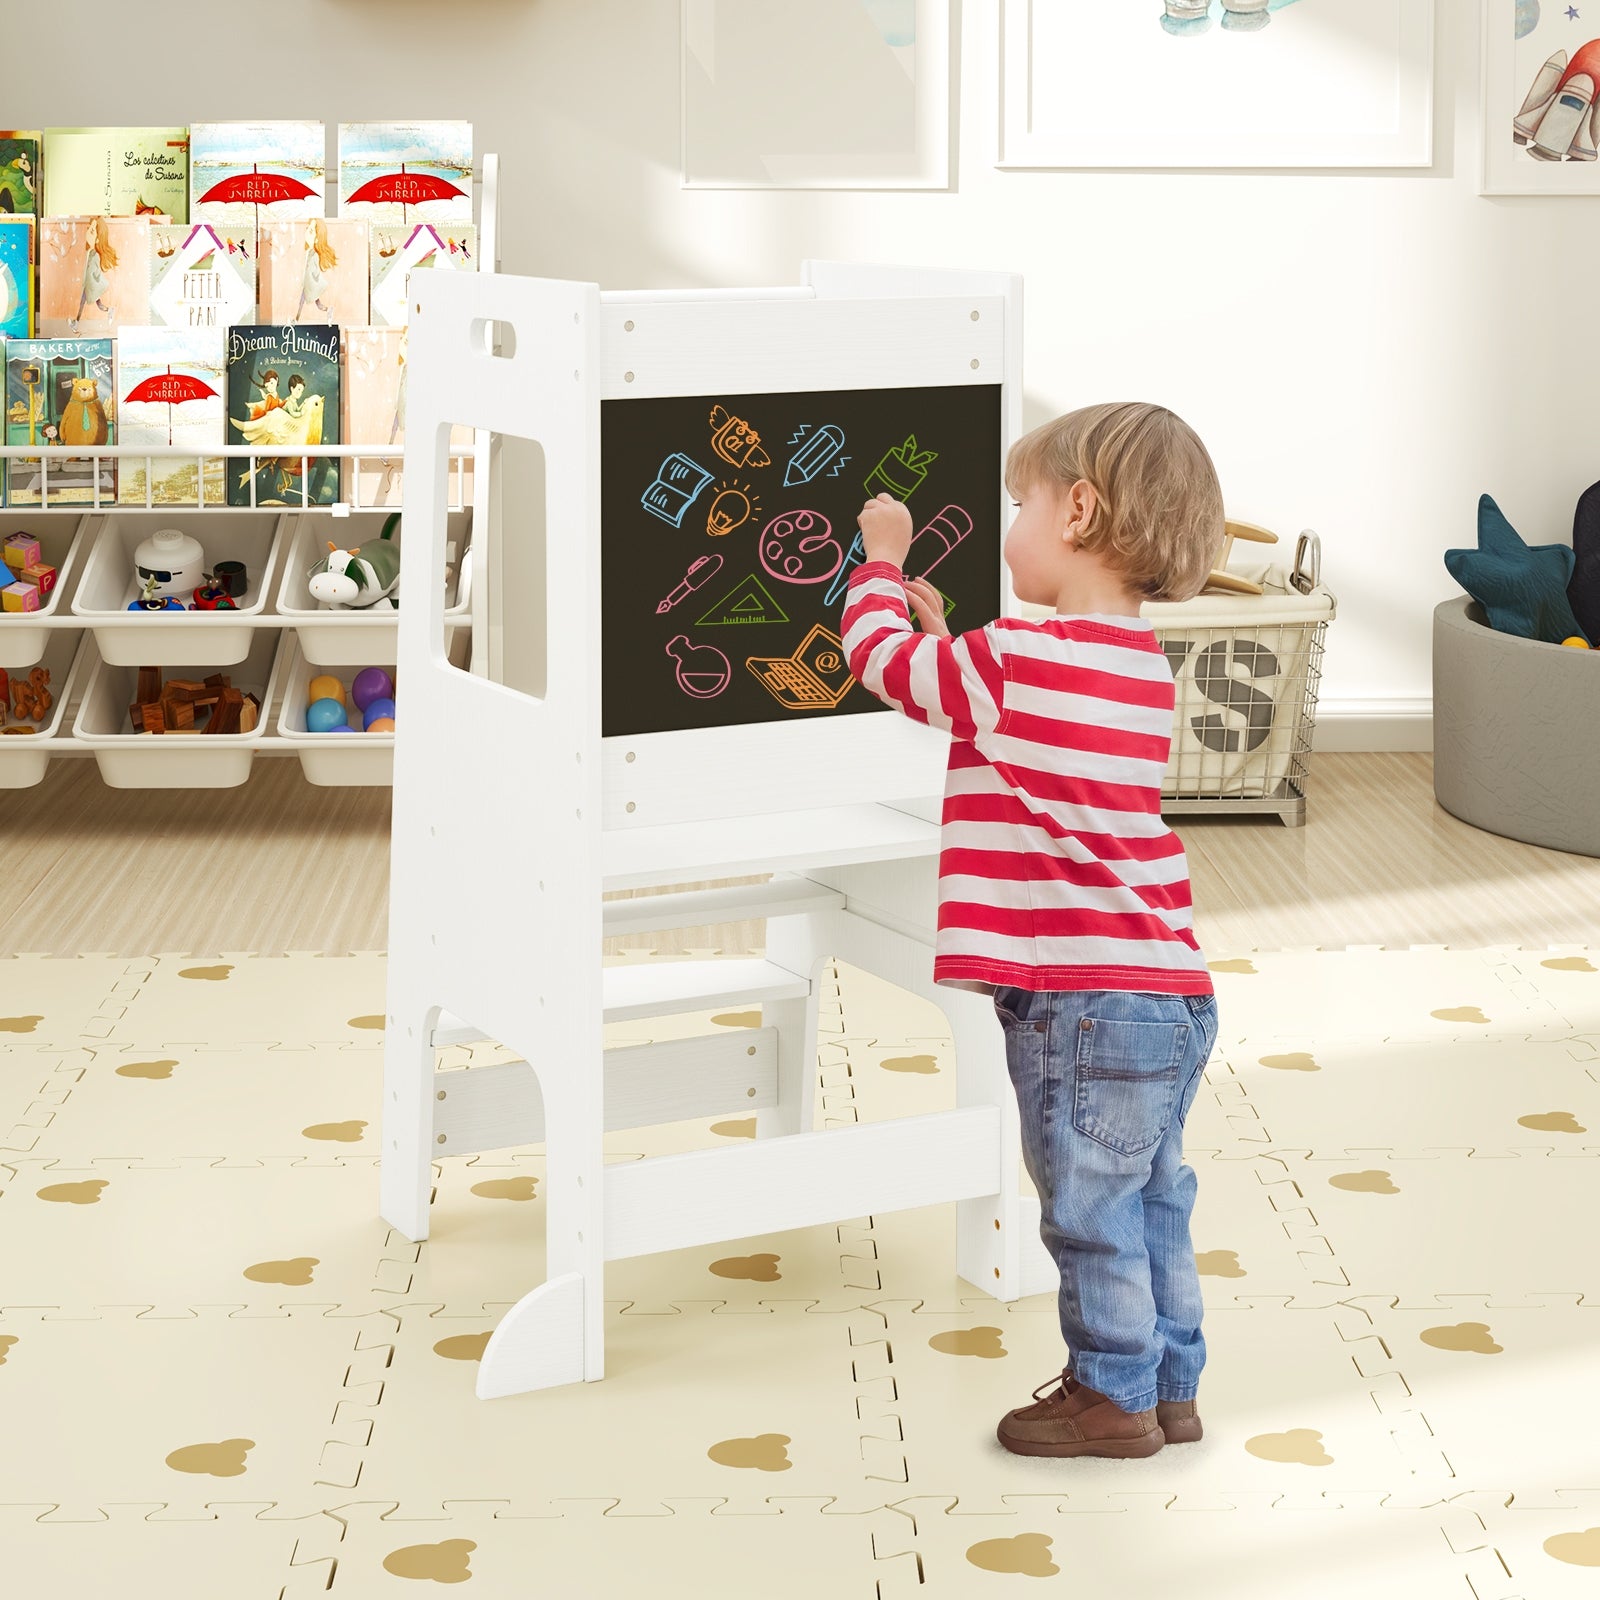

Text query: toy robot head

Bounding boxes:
[132,527,205,603]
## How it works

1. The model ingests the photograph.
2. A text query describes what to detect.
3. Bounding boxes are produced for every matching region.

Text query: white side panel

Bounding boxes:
[601,295,1004,398]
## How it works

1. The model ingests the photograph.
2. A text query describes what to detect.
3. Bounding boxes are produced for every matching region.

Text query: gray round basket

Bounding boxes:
[1433,597,1600,857]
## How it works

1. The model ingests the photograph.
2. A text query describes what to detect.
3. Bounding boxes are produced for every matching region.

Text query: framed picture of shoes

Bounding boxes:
[998,0,1434,170]
[1482,0,1600,194]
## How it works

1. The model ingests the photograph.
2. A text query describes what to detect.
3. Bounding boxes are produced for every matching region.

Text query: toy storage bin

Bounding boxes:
[1019,532,1335,827]
[275,638,395,787]
[0,514,93,668]
[0,630,91,789]
[275,509,473,667]
[73,629,288,789]
[70,511,291,667]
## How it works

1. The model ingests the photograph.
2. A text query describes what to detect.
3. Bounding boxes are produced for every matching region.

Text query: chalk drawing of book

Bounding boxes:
[641,451,714,526]
[747,624,855,711]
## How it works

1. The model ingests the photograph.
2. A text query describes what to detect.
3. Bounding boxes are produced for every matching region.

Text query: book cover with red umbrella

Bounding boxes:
[190,122,325,230]
[338,122,472,224]
[117,325,225,506]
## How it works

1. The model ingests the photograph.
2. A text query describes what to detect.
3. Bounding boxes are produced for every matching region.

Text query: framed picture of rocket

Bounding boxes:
[998,0,1434,169]
[1483,0,1600,193]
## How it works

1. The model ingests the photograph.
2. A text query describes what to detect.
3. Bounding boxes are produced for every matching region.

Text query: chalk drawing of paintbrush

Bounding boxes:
[784,424,846,487]
[656,552,724,614]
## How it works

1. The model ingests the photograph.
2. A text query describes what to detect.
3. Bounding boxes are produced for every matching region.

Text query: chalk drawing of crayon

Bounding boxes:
[641,452,714,526]
[903,505,973,582]
[863,435,938,502]
[823,531,866,608]
[784,424,846,487]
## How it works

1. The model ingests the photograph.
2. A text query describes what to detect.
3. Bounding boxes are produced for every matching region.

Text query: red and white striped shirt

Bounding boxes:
[842,560,1213,998]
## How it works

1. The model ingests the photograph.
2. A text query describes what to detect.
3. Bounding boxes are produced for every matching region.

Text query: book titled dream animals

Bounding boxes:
[225,323,340,508]
[4,336,116,506]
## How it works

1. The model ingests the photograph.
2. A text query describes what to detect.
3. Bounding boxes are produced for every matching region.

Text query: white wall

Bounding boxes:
[13,0,1589,749]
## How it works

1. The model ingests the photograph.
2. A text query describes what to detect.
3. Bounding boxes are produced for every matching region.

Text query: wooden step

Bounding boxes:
[430,956,810,1047]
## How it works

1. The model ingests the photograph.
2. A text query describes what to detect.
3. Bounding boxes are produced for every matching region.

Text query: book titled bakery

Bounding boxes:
[191,122,324,230]
[338,122,473,223]
[224,323,340,508]
[0,217,34,340]
[149,222,255,328]
[42,127,189,220]
[4,337,116,506]
[37,214,152,336]
[0,132,41,215]
[370,222,475,327]
[117,326,226,507]
[259,218,368,326]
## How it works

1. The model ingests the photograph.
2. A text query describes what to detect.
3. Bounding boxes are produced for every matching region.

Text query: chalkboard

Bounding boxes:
[601,384,1003,738]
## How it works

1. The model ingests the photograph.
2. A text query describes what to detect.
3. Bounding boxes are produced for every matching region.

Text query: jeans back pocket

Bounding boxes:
[1072,1016,1188,1157]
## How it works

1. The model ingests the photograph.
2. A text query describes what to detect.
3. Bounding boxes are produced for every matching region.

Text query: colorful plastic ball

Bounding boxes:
[306,697,350,733]
[308,674,347,705]
[351,668,394,711]
[366,716,396,733]
[1560,636,1591,649]
[363,698,396,729]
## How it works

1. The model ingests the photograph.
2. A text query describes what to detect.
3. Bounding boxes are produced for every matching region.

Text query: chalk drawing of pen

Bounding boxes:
[656,552,724,614]
[784,424,847,487]
[823,531,866,608]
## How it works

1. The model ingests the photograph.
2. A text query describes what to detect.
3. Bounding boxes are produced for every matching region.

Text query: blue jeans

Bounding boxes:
[993,985,1219,1415]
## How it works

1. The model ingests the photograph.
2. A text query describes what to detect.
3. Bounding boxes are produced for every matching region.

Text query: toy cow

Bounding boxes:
[307,516,401,611]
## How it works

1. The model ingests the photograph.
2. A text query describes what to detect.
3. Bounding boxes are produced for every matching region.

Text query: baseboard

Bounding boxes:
[1311,697,1433,754]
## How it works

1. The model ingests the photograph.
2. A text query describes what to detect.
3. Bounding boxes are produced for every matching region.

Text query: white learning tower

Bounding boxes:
[383,260,1045,1399]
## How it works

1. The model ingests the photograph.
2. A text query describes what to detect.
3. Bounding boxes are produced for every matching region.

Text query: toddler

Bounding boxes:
[842,401,1226,1459]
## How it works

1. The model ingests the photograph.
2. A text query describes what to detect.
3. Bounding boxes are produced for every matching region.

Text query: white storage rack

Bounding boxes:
[383,261,1059,1403]
[0,155,501,790]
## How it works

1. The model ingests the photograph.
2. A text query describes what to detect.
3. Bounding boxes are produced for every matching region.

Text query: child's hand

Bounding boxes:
[903,576,950,638]
[858,493,913,568]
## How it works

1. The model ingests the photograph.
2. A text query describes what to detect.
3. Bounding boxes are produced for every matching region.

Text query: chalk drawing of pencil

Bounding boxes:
[903,505,973,582]
[784,424,846,487]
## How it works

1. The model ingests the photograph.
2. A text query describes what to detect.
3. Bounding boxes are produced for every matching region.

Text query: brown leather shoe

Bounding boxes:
[1060,1374,1205,1445]
[997,1376,1165,1459]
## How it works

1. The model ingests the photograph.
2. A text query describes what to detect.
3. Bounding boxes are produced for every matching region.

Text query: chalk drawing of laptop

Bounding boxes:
[746,624,856,711]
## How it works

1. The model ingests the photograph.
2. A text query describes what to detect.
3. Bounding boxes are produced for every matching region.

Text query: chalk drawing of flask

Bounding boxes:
[903,505,974,583]
[666,634,731,699]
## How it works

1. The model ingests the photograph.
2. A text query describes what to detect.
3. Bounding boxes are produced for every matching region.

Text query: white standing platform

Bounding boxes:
[382,261,1049,1400]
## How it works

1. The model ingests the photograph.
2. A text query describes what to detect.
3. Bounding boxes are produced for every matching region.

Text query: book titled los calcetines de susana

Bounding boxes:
[149,221,255,328]
[42,127,189,220]
[118,325,227,507]
[224,322,340,508]
[4,336,116,506]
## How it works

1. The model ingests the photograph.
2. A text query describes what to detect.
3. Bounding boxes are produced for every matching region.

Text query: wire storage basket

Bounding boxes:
[1146,531,1334,827]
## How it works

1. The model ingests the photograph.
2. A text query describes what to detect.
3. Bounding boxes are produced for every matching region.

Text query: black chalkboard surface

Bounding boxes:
[601,384,1003,738]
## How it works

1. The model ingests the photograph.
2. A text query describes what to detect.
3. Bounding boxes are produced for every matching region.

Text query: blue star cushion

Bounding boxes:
[1445,495,1590,645]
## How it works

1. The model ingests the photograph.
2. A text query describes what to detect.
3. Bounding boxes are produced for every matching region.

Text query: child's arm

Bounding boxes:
[840,495,1007,742]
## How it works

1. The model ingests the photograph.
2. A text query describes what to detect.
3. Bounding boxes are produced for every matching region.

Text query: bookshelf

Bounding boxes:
[0,155,500,792]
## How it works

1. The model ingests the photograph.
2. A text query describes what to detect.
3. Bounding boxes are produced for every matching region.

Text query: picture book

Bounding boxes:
[149,222,255,328]
[191,123,325,230]
[42,127,188,221]
[0,132,41,216]
[0,217,34,340]
[117,326,226,507]
[260,218,369,326]
[37,215,152,336]
[370,222,476,327]
[338,122,473,223]
[4,336,116,506]
[224,323,340,508]
[342,325,406,507]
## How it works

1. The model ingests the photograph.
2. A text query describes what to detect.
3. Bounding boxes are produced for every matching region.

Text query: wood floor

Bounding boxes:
[3,752,1596,957]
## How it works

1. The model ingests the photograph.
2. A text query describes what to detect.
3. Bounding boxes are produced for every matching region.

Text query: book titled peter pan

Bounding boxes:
[42,127,188,221]
[0,132,41,216]
[4,336,116,506]
[225,322,340,508]
[149,221,255,328]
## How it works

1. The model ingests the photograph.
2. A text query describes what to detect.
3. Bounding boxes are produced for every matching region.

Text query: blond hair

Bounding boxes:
[1005,402,1226,602]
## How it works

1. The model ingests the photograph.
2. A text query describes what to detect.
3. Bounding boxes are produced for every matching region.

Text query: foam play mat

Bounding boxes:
[2,945,1598,1597]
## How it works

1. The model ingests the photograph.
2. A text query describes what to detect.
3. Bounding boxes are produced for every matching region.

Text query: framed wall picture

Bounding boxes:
[998,0,1434,170]
[1483,0,1600,194]
[682,0,950,189]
